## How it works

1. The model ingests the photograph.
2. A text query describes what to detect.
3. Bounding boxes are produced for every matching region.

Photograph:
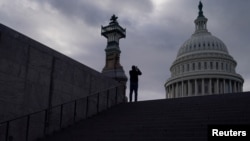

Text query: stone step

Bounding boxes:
[40,92,250,141]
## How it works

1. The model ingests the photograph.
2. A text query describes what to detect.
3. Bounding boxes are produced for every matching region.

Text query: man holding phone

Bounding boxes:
[129,65,142,102]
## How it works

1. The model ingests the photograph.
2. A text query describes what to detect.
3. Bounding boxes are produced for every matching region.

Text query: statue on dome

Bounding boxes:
[110,14,118,24]
[198,1,203,12]
[198,1,204,17]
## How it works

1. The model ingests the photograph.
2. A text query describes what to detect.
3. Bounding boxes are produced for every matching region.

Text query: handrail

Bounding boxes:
[0,84,126,141]
[0,85,123,124]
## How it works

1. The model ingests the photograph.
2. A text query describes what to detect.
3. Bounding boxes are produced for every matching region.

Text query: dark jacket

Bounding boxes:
[129,68,142,83]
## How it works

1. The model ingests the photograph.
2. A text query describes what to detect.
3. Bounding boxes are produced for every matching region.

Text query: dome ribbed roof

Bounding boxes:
[177,32,229,58]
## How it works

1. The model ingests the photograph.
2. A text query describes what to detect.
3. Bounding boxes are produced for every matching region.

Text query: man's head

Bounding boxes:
[132,65,136,70]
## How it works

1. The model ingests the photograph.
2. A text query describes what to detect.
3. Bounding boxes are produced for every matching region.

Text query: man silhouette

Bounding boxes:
[129,65,142,102]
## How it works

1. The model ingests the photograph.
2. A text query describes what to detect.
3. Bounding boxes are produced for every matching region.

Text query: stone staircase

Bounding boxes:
[39,92,250,141]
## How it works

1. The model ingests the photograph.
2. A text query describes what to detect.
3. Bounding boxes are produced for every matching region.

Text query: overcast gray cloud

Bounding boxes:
[41,0,153,27]
[0,0,249,101]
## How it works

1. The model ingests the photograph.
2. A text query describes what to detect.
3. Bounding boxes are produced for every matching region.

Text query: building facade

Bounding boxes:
[165,2,244,98]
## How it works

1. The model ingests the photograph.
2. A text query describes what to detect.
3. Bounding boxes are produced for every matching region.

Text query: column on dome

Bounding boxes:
[188,80,191,96]
[182,81,185,97]
[178,82,181,97]
[167,85,169,98]
[169,86,171,98]
[240,82,242,92]
[182,81,184,97]
[218,79,223,94]
[228,80,233,93]
[223,79,226,94]
[173,83,176,98]
[237,82,240,92]
[166,86,169,98]
[172,83,175,98]
[231,80,233,93]
[170,85,173,98]
[236,82,239,92]
[239,82,241,92]
[238,83,240,92]
[209,78,212,94]
[186,81,188,97]
[171,84,174,98]
[172,84,174,98]
[226,80,229,93]
[191,80,195,96]
[216,79,219,94]
[176,83,179,98]
[229,80,232,93]
[170,84,173,98]
[167,85,170,98]
[231,80,234,93]
[235,82,238,92]
[170,85,172,98]
[234,81,237,93]
[192,80,195,96]
[240,83,242,92]
[177,82,179,97]
[184,80,188,97]
[175,83,178,98]
[178,82,180,97]
[219,79,222,93]
[241,83,243,92]
[166,87,168,98]
[173,83,175,97]
[171,86,173,97]
[180,82,182,97]
[195,79,198,96]
[201,79,204,95]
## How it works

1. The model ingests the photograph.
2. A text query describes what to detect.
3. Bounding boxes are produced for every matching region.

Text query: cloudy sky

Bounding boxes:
[0,0,250,101]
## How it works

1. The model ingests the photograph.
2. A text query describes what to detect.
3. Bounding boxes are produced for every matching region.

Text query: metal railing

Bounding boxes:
[0,85,126,141]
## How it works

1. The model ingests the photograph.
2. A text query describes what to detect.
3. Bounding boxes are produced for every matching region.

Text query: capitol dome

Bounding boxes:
[165,2,244,98]
[177,33,229,58]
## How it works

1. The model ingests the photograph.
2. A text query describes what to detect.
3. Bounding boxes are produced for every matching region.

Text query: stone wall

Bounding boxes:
[0,23,124,123]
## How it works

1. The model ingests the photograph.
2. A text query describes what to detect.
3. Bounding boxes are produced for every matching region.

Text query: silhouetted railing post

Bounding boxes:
[106,89,110,109]
[115,86,118,104]
[123,85,127,102]
[25,115,30,141]
[59,105,64,128]
[44,109,48,136]
[73,100,77,123]
[97,93,100,114]
[5,121,9,141]
[85,97,89,118]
